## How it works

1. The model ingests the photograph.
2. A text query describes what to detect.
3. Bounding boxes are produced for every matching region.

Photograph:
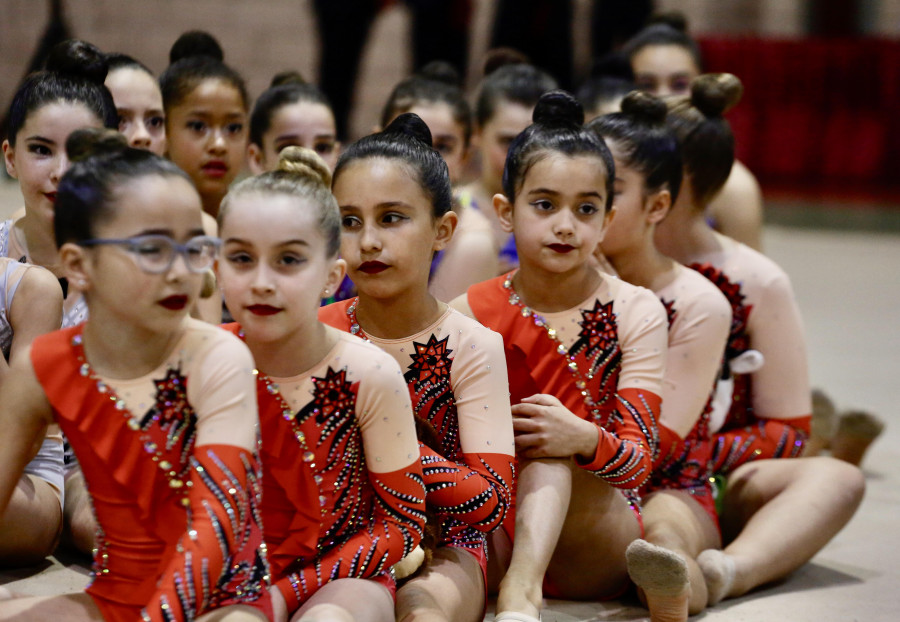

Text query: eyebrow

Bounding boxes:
[185,111,245,120]
[131,228,206,237]
[224,237,310,247]
[117,106,165,115]
[339,201,414,211]
[275,133,336,142]
[527,187,604,200]
[24,135,54,144]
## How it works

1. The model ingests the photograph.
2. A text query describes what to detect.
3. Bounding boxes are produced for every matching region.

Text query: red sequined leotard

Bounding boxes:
[222,324,427,613]
[691,236,811,475]
[319,303,516,578]
[640,265,731,526]
[464,272,667,515]
[30,321,270,622]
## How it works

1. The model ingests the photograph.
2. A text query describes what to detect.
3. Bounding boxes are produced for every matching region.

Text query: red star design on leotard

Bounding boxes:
[140,367,197,452]
[568,299,617,364]
[661,298,678,329]
[690,263,753,357]
[403,334,454,389]
[309,367,356,422]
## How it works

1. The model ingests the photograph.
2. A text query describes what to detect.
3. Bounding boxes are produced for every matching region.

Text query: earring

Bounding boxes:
[322,288,330,297]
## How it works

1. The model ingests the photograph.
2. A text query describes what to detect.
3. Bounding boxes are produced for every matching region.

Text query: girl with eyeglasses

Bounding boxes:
[0,128,271,622]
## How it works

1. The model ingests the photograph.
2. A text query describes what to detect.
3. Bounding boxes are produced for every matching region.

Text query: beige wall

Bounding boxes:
[0,0,413,139]
[2,0,898,141]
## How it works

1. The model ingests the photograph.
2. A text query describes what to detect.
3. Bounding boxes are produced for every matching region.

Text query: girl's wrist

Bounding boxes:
[575,419,600,461]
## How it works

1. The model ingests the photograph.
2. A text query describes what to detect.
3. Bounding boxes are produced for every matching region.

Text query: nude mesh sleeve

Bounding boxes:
[577,290,667,488]
[274,350,426,611]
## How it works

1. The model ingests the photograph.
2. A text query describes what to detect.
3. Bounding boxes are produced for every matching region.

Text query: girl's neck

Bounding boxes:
[355,286,444,340]
[608,233,678,293]
[247,320,337,379]
[656,205,721,265]
[513,261,601,313]
[18,215,63,275]
[82,311,187,379]
[201,193,224,219]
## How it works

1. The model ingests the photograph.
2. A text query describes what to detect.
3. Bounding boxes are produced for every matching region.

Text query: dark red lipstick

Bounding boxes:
[548,243,575,254]
[358,261,389,274]
[159,295,188,310]
[247,304,282,316]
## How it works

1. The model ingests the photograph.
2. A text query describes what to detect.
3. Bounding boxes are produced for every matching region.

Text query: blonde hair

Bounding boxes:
[219,146,340,256]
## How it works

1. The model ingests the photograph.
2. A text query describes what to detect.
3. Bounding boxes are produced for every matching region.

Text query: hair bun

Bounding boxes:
[270,70,307,88]
[648,10,689,33]
[483,47,530,77]
[621,91,667,125]
[169,30,224,64]
[45,39,109,84]
[382,112,433,147]
[278,146,332,187]
[66,128,129,162]
[691,73,743,118]
[417,61,460,87]
[533,90,584,129]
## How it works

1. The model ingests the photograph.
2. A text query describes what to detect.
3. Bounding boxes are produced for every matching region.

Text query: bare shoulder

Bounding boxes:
[16,263,63,301]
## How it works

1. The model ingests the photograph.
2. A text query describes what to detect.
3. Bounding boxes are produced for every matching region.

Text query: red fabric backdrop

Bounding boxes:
[698,37,900,193]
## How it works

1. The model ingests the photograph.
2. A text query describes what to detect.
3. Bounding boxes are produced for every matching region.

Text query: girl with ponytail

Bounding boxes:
[624,15,765,251]
[453,90,668,622]
[216,147,427,622]
[0,128,270,621]
[320,114,515,622]
[656,73,864,609]
[589,90,731,621]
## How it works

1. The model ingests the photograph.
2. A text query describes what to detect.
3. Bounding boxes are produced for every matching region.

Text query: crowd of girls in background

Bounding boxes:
[0,13,874,622]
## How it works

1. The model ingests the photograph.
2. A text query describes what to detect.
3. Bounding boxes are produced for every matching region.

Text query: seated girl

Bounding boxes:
[320,114,515,622]
[656,74,865,607]
[0,129,270,621]
[589,91,731,621]
[452,91,669,622]
[216,146,427,622]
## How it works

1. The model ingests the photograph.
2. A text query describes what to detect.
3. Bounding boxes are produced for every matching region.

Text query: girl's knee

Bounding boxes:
[818,458,865,509]
[295,603,354,622]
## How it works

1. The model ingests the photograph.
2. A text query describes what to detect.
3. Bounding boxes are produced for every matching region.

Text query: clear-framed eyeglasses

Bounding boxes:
[77,235,221,274]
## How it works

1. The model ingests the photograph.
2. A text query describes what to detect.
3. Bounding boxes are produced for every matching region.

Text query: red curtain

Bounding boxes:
[698,37,900,193]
